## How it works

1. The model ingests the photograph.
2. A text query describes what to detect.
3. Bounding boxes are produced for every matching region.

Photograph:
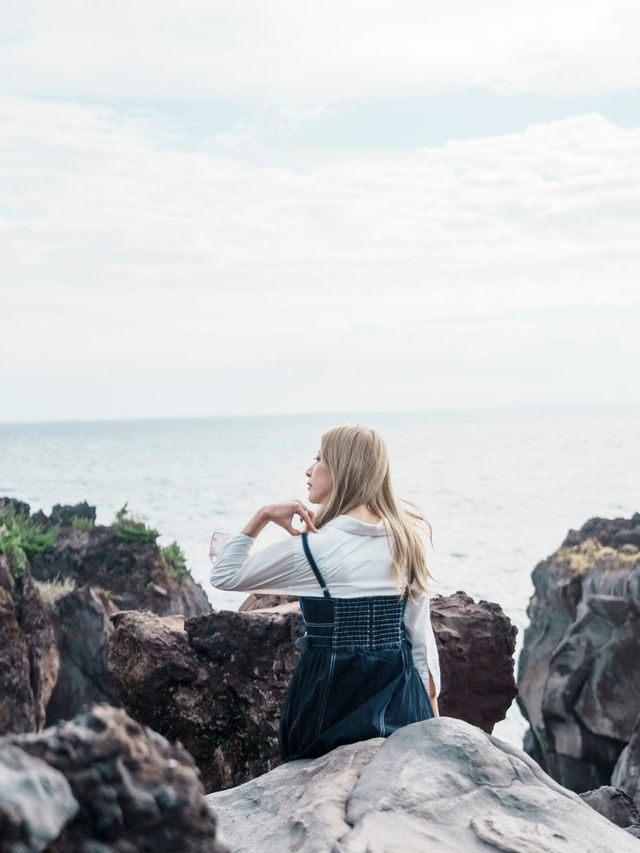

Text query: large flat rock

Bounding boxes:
[207,717,640,853]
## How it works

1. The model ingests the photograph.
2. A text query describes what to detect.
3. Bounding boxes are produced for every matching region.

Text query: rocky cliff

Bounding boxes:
[0,499,211,734]
[517,513,640,793]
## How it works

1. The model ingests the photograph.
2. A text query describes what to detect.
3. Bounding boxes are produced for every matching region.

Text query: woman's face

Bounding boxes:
[306,448,332,505]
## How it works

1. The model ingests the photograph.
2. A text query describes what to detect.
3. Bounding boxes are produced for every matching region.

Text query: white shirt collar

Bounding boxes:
[326,514,389,537]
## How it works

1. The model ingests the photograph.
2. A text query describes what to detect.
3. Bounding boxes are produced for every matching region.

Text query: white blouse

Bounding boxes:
[210,514,441,696]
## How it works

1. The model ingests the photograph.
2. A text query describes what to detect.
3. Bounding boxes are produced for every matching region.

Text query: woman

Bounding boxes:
[210,424,440,762]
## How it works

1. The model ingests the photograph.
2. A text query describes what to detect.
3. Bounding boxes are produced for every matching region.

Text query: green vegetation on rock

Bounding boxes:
[71,515,94,531]
[113,503,159,545]
[160,541,191,586]
[557,538,640,575]
[0,508,58,579]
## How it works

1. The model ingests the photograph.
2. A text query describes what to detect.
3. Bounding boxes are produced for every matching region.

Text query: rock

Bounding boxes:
[207,716,640,853]
[111,589,517,793]
[579,785,640,828]
[49,502,96,528]
[562,513,640,549]
[45,586,121,726]
[0,556,59,735]
[0,741,78,853]
[0,496,30,517]
[209,738,382,851]
[0,557,34,734]
[20,573,60,730]
[10,704,226,853]
[30,524,211,618]
[108,607,304,792]
[240,589,519,733]
[430,591,517,732]
[517,514,640,792]
[612,713,640,807]
[239,593,298,611]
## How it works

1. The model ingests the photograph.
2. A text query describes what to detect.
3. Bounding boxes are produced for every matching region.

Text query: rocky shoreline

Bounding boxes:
[1,497,639,851]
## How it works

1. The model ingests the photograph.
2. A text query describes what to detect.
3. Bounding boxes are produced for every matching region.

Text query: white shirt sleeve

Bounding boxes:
[404,593,441,697]
[209,532,322,595]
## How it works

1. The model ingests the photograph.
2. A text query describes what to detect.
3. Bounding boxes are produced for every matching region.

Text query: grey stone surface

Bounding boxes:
[208,739,382,853]
[207,717,640,853]
[612,712,640,807]
[580,785,640,828]
[0,741,77,853]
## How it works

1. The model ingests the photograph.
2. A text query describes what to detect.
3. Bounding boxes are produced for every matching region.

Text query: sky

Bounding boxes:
[1,0,639,422]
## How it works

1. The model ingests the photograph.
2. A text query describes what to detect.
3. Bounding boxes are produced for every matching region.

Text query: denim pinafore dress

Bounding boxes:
[278,532,434,762]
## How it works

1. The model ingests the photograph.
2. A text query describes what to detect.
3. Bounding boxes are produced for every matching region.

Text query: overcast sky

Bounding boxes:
[2,1,639,422]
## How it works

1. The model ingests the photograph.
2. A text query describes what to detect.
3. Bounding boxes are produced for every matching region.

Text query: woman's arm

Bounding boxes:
[210,501,319,593]
[405,594,441,716]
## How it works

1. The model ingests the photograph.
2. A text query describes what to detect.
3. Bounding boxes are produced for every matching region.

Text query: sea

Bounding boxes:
[1,406,638,747]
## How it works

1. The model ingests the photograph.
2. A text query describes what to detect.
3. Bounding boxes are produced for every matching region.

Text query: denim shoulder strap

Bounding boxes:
[301,532,331,599]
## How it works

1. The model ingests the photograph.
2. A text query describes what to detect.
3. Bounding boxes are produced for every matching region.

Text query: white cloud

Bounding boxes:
[1,97,639,400]
[2,1,640,103]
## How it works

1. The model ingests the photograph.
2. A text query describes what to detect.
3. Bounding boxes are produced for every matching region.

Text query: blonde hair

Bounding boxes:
[314,425,434,598]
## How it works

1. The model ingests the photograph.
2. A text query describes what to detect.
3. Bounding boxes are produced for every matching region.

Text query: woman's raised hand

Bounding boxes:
[266,501,318,535]
[241,501,318,538]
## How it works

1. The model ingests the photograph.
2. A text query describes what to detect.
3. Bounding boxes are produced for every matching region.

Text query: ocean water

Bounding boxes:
[1,406,638,747]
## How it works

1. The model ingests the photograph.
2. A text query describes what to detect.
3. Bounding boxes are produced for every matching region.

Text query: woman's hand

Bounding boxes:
[241,501,318,538]
[265,501,318,535]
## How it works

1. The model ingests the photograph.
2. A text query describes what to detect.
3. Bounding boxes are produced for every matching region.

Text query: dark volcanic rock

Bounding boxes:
[240,590,519,734]
[10,704,226,853]
[110,591,517,792]
[562,513,640,549]
[45,586,121,725]
[1,497,211,733]
[518,515,640,792]
[0,556,34,734]
[580,785,640,828]
[20,573,60,730]
[0,741,78,853]
[109,607,304,792]
[0,496,30,517]
[430,591,517,732]
[49,501,96,528]
[0,556,59,735]
[30,524,211,617]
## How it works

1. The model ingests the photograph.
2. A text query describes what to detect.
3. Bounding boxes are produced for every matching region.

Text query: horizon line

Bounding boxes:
[2,401,639,428]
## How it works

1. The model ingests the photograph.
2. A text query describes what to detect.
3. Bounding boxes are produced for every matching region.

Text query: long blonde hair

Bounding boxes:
[314,425,434,598]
